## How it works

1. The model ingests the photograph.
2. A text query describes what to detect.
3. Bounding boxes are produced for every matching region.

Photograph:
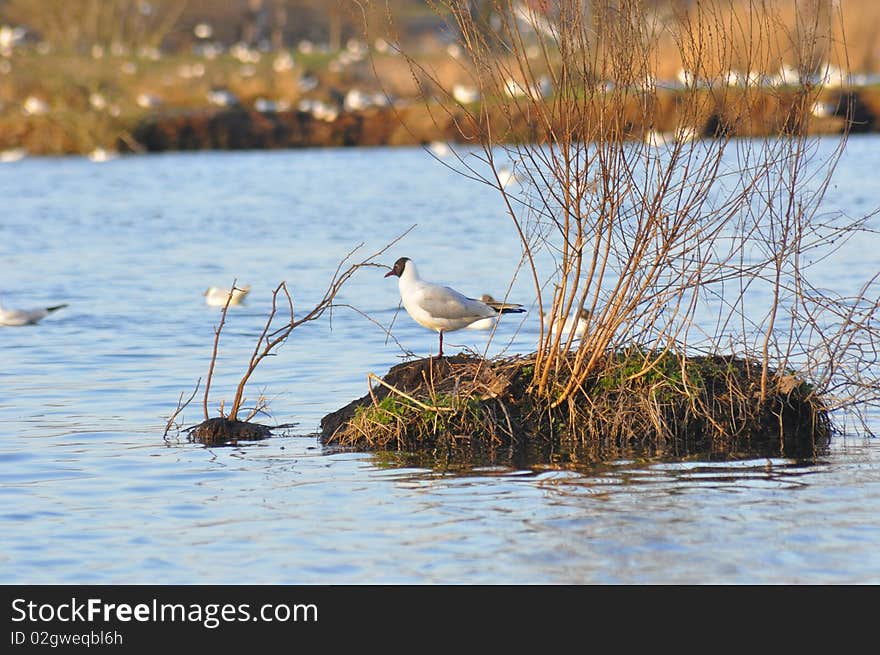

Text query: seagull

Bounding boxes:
[384,257,525,357]
[0,300,68,326]
[543,307,592,340]
[204,285,251,307]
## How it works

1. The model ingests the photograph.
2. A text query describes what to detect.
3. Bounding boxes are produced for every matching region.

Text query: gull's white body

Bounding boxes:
[204,285,250,307]
[467,295,501,330]
[397,261,499,333]
[561,314,588,339]
[0,301,67,326]
[466,316,495,330]
[544,308,591,340]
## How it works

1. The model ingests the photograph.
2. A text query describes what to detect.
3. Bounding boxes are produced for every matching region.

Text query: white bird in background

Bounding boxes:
[427,140,451,158]
[384,257,525,357]
[544,307,592,341]
[1,147,27,163]
[497,165,517,189]
[644,129,672,148]
[451,83,480,104]
[204,285,251,307]
[88,147,118,162]
[0,300,68,326]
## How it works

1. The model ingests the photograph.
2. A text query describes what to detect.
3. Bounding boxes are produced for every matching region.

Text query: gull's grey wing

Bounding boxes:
[415,284,495,322]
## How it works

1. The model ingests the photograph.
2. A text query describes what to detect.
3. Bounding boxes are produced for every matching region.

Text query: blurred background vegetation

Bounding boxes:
[0,1,878,154]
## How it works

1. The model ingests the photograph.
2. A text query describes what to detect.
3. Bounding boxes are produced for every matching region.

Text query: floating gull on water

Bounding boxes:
[497,165,517,189]
[1,148,27,163]
[451,84,480,104]
[0,300,68,326]
[204,285,251,307]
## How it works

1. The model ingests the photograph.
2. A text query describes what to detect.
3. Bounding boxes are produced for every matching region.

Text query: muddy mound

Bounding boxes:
[321,351,831,463]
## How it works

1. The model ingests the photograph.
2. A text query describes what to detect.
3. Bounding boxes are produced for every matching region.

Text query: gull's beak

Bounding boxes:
[383,270,394,278]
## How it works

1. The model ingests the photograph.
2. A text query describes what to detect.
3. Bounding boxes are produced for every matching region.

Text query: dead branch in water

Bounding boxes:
[203,280,240,420]
[186,225,416,426]
[163,377,201,439]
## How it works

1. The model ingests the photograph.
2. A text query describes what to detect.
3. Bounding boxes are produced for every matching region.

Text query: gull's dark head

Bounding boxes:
[384,256,410,278]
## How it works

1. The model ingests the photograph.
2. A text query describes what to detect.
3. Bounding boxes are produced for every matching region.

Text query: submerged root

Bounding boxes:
[321,351,832,463]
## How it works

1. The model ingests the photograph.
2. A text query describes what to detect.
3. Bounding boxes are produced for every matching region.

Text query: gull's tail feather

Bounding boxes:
[485,300,525,314]
[479,294,524,314]
[46,304,68,313]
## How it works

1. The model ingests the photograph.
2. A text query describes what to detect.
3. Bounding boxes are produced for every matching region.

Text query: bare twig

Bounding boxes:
[163,377,201,439]
[191,226,417,424]
[203,279,238,420]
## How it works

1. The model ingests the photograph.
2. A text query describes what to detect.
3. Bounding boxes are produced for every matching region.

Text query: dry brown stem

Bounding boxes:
[163,376,201,439]
[202,280,239,420]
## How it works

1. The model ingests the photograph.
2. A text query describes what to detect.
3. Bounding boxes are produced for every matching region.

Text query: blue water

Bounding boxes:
[1,138,879,583]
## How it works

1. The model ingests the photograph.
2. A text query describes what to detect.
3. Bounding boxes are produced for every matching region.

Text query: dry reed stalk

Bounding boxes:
[202,280,238,420]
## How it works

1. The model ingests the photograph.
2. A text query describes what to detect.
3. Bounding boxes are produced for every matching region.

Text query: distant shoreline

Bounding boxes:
[4,86,878,156]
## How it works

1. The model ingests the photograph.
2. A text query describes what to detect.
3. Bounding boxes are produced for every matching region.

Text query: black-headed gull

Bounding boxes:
[384,257,525,356]
[204,285,251,307]
[0,300,68,326]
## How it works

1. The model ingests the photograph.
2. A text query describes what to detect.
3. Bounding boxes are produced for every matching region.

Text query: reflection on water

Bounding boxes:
[1,141,879,583]
[361,435,832,476]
